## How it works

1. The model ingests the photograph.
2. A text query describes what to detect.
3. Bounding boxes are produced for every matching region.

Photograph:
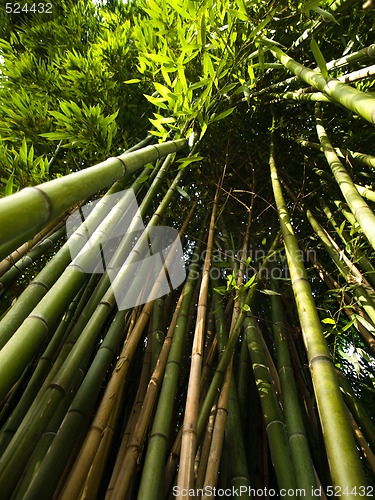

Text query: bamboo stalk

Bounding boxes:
[298,139,375,171]
[315,105,375,250]
[270,276,318,497]
[269,132,367,494]
[0,138,187,250]
[345,406,375,475]
[269,44,375,125]
[177,190,218,497]
[104,329,153,498]
[105,288,184,500]
[245,312,298,494]
[136,237,204,500]
[201,362,232,499]
[195,403,217,493]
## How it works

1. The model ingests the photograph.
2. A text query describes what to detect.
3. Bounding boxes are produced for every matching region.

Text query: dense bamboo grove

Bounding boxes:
[0,0,375,499]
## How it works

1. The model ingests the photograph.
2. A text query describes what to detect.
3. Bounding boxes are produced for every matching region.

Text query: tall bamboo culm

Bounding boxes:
[269,130,367,496]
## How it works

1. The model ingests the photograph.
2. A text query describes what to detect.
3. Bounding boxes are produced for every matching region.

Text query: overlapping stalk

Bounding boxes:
[137,231,204,500]
[269,132,367,494]
[268,44,375,125]
[177,190,218,496]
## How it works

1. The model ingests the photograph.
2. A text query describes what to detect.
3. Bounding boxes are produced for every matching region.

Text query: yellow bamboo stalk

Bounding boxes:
[107,287,184,500]
[195,403,217,493]
[79,388,122,500]
[104,332,153,499]
[176,191,218,497]
[201,361,232,500]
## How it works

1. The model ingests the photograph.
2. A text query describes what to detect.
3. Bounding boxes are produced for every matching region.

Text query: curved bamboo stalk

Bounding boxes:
[269,132,367,493]
[0,138,187,252]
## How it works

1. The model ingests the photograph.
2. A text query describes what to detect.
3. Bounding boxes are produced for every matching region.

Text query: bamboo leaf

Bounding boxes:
[176,186,190,199]
[312,7,340,25]
[258,289,281,296]
[211,107,235,123]
[310,38,328,81]
[322,318,336,325]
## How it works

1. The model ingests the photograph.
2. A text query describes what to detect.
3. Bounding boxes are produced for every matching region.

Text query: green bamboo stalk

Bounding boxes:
[244,312,298,495]
[270,277,318,498]
[271,91,331,102]
[251,43,375,98]
[0,277,90,455]
[315,105,375,250]
[0,226,66,297]
[0,138,187,251]
[298,139,375,171]
[269,132,367,494]
[0,159,152,350]
[336,371,375,451]
[269,44,375,125]
[152,298,165,371]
